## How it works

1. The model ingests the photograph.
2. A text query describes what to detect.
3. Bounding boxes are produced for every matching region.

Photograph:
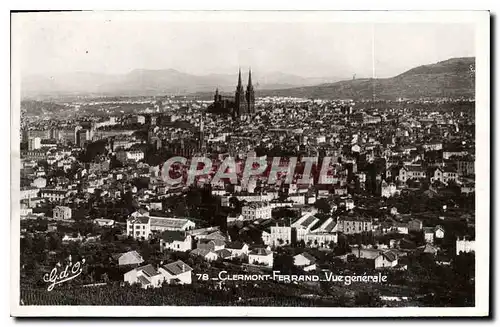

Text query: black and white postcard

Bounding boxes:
[10,10,490,317]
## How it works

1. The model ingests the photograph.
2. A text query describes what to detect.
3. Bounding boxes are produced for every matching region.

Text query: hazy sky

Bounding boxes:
[15,13,475,79]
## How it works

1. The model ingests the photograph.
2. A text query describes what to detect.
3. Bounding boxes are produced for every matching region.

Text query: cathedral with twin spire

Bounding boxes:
[207,69,255,119]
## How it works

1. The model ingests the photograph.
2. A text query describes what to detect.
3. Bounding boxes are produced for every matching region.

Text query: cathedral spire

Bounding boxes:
[237,68,242,88]
[245,68,255,115]
[248,68,253,88]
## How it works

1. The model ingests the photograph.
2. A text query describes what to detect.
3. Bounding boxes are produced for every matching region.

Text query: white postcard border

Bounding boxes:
[10,10,490,317]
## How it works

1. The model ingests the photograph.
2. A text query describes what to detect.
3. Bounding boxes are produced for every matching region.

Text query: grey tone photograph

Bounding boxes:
[10,11,488,316]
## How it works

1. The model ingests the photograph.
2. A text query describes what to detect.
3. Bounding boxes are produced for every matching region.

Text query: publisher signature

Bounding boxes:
[42,256,86,291]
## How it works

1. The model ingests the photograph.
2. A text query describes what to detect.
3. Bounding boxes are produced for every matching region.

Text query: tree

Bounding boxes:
[273,253,295,274]
[21,234,34,253]
[33,235,47,254]
[48,233,62,251]
[228,196,242,214]
[314,198,331,213]
[101,272,110,283]
[174,201,188,217]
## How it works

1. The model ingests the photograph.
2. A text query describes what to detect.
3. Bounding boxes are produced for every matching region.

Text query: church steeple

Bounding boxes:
[247,68,253,89]
[214,88,219,103]
[235,68,246,118]
[245,68,255,114]
[237,68,243,89]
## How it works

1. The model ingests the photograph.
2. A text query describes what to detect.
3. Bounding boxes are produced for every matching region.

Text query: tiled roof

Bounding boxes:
[301,215,317,228]
[190,248,213,257]
[250,248,272,256]
[215,248,232,258]
[418,244,438,254]
[136,264,160,277]
[423,227,434,234]
[382,250,397,262]
[150,217,191,229]
[299,252,316,263]
[226,241,246,250]
[162,260,193,275]
[161,231,187,243]
[138,275,151,285]
[131,216,150,224]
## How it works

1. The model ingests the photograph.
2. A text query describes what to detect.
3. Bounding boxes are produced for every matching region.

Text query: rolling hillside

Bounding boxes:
[261,57,475,100]
[21,69,341,98]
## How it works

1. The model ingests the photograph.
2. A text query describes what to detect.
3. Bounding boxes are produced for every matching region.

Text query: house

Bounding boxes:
[160,231,193,252]
[116,150,145,163]
[31,177,47,189]
[408,219,423,232]
[434,225,445,239]
[381,180,399,198]
[261,230,271,246]
[304,233,338,248]
[149,216,196,232]
[225,242,249,258]
[124,264,163,289]
[126,213,196,239]
[351,248,398,269]
[248,248,274,267]
[193,229,227,241]
[337,216,372,235]
[47,223,57,232]
[112,250,144,266]
[398,165,427,183]
[126,216,151,240]
[461,183,475,195]
[417,243,438,256]
[197,238,226,252]
[215,248,233,260]
[53,206,72,220]
[293,252,317,271]
[62,233,84,243]
[374,251,398,269]
[20,187,40,200]
[158,260,193,285]
[456,158,474,176]
[456,236,475,255]
[94,218,115,227]
[432,167,459,184]
[242,202,272,220]
[291,210,320,240]
[268,225,295,246]
[393,222,409,234]
[40,188,71,202]
[398,238,416,250]
[422,142,443,151]
[423,227,435,244]
[345,199,355,210]
[190,248,219,262]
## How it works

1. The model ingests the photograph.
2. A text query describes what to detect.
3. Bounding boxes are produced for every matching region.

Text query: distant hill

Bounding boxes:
[260,57,475,100]
[21,69,341,99]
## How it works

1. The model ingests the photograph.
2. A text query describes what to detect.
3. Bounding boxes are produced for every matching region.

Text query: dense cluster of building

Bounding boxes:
[19,75,476,295]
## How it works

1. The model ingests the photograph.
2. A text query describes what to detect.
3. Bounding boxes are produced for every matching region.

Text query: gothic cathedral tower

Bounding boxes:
[235,69,247,117]
[246,69,255,114]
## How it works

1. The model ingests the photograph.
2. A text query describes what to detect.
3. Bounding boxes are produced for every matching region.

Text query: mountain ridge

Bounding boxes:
[21,57,475,100]
[259,57,475,100]
[21,69,342,99]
